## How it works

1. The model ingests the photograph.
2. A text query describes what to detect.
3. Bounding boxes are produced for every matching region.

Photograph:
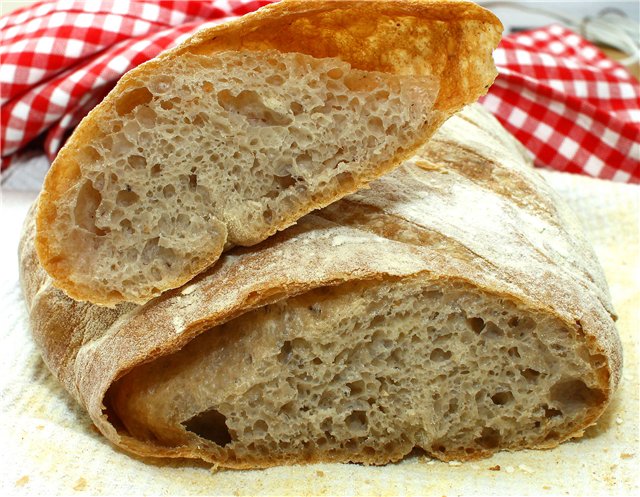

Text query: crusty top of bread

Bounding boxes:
[35,0,502,306]
[20,105,622,466]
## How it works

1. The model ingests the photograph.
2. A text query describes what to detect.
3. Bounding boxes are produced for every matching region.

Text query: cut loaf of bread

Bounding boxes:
[20,105,622,468]
[34,0,502,306]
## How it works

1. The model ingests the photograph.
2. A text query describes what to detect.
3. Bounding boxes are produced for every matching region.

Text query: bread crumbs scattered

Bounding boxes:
[15,475,29,487]
[448,461,462,467]
[615,417,623,425]
[488,465,501,471]
[73,478,87,491]
[316,470,325,477]
[505,466,515,474]
[518,464,534,474]
[543,485,551,490]
[621,453,635,459]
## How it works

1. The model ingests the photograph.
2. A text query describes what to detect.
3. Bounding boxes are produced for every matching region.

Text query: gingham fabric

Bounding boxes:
[1,1,639,182]
[481,24,640,183]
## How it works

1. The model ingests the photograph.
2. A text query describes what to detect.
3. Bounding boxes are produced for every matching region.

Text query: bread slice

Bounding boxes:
[34,0,502,306]
[19,105,621,468]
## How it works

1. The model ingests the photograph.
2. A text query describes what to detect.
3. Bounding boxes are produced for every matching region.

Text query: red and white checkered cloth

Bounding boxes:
[2,1,639,182]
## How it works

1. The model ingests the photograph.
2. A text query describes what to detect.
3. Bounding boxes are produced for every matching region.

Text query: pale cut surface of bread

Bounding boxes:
[35,0,502,306]
[20,105,622,469]
[110,278,610,466]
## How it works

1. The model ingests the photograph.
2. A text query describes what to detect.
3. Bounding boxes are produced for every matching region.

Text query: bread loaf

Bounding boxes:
[34,0,502,306]
[20,105,622,468]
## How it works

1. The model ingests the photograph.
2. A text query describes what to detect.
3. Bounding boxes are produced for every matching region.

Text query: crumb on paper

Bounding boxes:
[488,465,501,471]
[615,417,623,425]
[543,485,551,490]
[518,464,534,474]
[210,463,221,473]
[448,461,462,467]
[73,478,87,491]
[505,465,515,474]
[316,470,325,477]
[620,452,635,459]
[15,475,29,487]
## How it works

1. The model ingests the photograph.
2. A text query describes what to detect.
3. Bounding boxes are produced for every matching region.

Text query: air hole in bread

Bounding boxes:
[141,237,159,264]
[550,379,604,411]
[507,346,521,358]
[127,155,147,170]
[296,152,312,169]
[275,175,296,190]
[520,368,540,382]
[278,340,293,364]
[368,116,384,135]
[347,380,365,396]
[78,145,101,165]
[432,443,447,453]
[182,408,232,447]
[429,348,452,362]
[543,404,563,418]
[116,189,139,207]
[327,68,344,80]
[483,321,504,338]
[335,172,354,188]
[467,317,485,334]
[266,74,285,86]
[189,174,198,191]
[150,266,162,281]
[290,101,303,116]
[344,73,377,92]
[490,391,514,406]
[119,219,134,235]
[116,87,153,116]
[162,185,175,199]
[176,213,191,230]
[475,427,501,449]
[217,89,293,127]
[345,411,368,432]
[74,181,106,236]
[375,90,390,101]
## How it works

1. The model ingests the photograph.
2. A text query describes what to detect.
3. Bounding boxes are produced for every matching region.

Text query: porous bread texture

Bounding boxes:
[110,277,607,467]
[39,50,439,306]
[35,0,503,307]
[20,105,620,469]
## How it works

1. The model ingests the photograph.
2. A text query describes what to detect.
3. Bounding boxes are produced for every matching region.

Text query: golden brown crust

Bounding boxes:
[20,105,621,468]
[35,0,502,306]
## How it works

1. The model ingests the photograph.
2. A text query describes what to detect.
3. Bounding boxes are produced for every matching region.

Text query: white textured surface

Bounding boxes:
[1,170,639,496]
